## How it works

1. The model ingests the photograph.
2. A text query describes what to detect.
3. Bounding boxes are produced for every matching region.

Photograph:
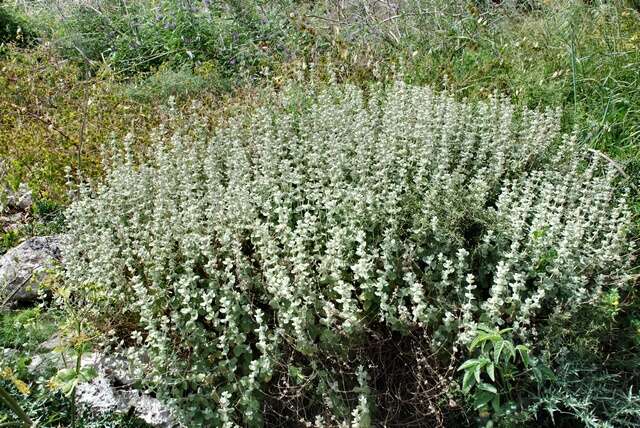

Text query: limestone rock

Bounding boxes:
[29,349,180,427]
[0,235,63,305]
[6,183,33,212]
[0,212,28,233]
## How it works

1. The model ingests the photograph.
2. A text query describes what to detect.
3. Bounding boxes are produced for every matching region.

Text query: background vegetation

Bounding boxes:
[2,0,639,201]
[1,0,639,426]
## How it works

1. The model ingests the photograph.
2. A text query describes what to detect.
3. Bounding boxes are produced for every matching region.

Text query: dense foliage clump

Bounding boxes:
[64,83,636,426]
[51,0,315,77]
[0,4,37,47]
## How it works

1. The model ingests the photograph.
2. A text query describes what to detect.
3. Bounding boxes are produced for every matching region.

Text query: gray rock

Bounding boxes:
[29,350,180,427]
[79,353,179,427]
[94,352,138,387]
[77,380,178,427]
[0,212,28,233]
[39,332,63,351]
[0,235,63,306]
[1,347,18,361]
[28,351,64,374]
[76,376,121,411]
[6,183,33,212]
[120,390,176,428]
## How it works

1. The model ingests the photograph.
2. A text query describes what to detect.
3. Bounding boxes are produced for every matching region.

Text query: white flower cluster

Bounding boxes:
[64,82,634,425]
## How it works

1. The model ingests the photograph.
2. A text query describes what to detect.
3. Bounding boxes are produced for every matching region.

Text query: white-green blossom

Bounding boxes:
[64,82,634,425]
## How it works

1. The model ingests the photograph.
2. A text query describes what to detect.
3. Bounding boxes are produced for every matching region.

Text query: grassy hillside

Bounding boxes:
[1,1,639,427]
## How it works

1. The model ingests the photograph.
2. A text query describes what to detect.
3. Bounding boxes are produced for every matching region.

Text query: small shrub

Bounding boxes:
[52,0,318,79]
[0,4,37,47]
[126,65,223,103]
[64,83,635,425]
[0,230,21,255]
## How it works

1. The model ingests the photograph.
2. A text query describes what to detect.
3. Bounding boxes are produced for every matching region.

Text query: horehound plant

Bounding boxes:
[64,82,634,426]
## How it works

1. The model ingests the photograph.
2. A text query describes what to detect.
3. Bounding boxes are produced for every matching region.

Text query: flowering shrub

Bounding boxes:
[64,82,634,426]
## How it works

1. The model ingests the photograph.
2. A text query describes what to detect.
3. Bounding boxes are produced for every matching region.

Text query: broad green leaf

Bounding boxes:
[476,355,492,381]
[474,364,482,383]
[503,340,516,362]
[494,340,506,365]
[474,391,495,409]
[539,365,555,381]
[470,332,502,351]
[486,362,495,382]
[469,333,490,351]
[491,395,501,413]
[515,345,530,367]
[78,366,98,382]
[462,369,476,394]
[54,368,76,382]
[478,383,497,394]
[60,379,78,397]
[458,359,479,371]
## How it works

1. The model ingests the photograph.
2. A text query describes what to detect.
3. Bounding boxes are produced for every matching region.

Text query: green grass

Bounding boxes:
[0,308,58,351]
[0,0,639,425]
[0,308,152,427]
[343,1,640,182]
[0,230,22,256]
[0,3,37,46]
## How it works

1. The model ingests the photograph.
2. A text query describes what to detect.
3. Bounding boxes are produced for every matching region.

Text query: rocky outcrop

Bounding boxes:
[76,352,178,428]
[77,378,177,428]
[1,183,33,233]
[28,349,179,427]
[0,235,63,306]
[6,183,33,212]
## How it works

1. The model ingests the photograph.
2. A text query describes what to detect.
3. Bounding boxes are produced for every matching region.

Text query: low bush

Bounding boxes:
[51,0,319,79]
[328,0,640,182]
[0,3,37,47]
[64,83,637,426]
[125,65,225,103]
